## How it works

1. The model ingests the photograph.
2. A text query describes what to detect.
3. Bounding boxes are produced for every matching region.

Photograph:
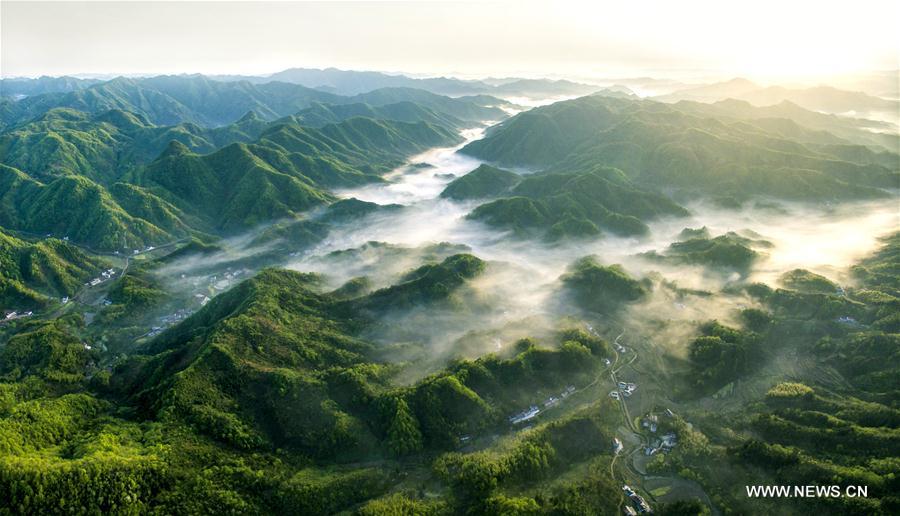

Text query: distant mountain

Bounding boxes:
[832,70,900,100]
[461,95,898,204]
[348,87,506,122]
[265,67,491,96]
[739,85,899,114]
[289,101,465,129]
[0,75,507,131]
[673,98,898,153]
[0,75,345,128]
[594,76,693,96]
[490,78,600,97]
[0,76,102,98]
[654,78,761,103]
[657,77,899,115]
[214,67,603,99]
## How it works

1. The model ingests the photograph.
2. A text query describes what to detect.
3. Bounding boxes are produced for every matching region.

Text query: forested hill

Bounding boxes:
[0,251,621,513]
[0,228,110,310]
[0,75,507,129]
[1,229,897,513]
[0,74,507,253]
[0,111,461,251]
[461,94,899,203]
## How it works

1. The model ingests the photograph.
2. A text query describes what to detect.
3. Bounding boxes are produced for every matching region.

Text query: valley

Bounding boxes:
[0,66,898,516]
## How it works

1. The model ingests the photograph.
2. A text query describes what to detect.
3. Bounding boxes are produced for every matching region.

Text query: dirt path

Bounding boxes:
[596,328,716,515]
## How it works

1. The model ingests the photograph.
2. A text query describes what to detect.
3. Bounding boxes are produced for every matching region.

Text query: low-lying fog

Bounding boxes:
[154,115,899,373]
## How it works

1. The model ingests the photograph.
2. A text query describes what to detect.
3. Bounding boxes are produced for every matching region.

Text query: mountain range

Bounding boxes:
[1,67,899,515]
[0,102,465,251]
[1,75,506,129]
[461,94,898,208]
[656,77,900,115]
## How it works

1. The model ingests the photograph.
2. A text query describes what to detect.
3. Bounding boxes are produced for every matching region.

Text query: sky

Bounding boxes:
[2,0,898,83]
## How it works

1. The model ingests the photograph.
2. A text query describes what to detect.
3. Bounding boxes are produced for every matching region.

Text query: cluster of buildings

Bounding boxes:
[145,308,195,338]
[131,246,156,255]
[85,268,117,287]
[642,414,659,433]
[2,310,33,323]
[140,268,247,339]
[836,316,861,327]
[509,405,540,425]
[508,385,576,425]
[642,410,678,455]
[644,432,678,456]
[188,268,248,292]
[622,485,652,514]
[543,385,576,409]
[610,381,637,401]
[141,279,224,338]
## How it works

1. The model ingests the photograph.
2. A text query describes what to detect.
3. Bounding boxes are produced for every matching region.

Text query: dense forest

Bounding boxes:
[1,69,898,515]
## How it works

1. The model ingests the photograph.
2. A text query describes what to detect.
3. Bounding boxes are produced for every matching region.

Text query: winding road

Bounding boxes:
[4,233,190,322]
[592,327,718,515]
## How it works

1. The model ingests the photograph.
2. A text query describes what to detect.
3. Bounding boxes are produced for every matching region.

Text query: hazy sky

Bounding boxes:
[2,1,898,82]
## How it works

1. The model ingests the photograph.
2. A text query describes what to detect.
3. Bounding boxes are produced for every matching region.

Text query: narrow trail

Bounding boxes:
[600,328,713,514]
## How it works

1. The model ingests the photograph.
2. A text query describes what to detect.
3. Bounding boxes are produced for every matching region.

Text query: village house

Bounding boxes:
[509,405,540,425]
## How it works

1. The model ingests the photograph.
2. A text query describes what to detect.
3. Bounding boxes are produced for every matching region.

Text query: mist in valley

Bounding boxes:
[143,113,900,383]
[4,1,899,512]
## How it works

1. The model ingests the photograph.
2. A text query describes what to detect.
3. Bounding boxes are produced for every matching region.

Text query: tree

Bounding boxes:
[386,398,423,456]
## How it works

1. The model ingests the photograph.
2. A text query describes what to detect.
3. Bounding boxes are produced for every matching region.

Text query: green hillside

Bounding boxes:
[0,75,343,128]
[1,76,505,130]
[0,229,109,310]
[560,256,649,313]
[647,233,900,515]
[0,165,178,249]
[350,87,506,122]
[1,230,896,514]
[0,254,624,513]
[0,112,459,249]
[131,117,458,231]
[462,95,898,203]
[0,108,269,184]
[641,230,770,273]
[467,167,688,239]
[291,101,465,129]
[440,164,520,200]
[349,253,486,314]
[134,142,334,231]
